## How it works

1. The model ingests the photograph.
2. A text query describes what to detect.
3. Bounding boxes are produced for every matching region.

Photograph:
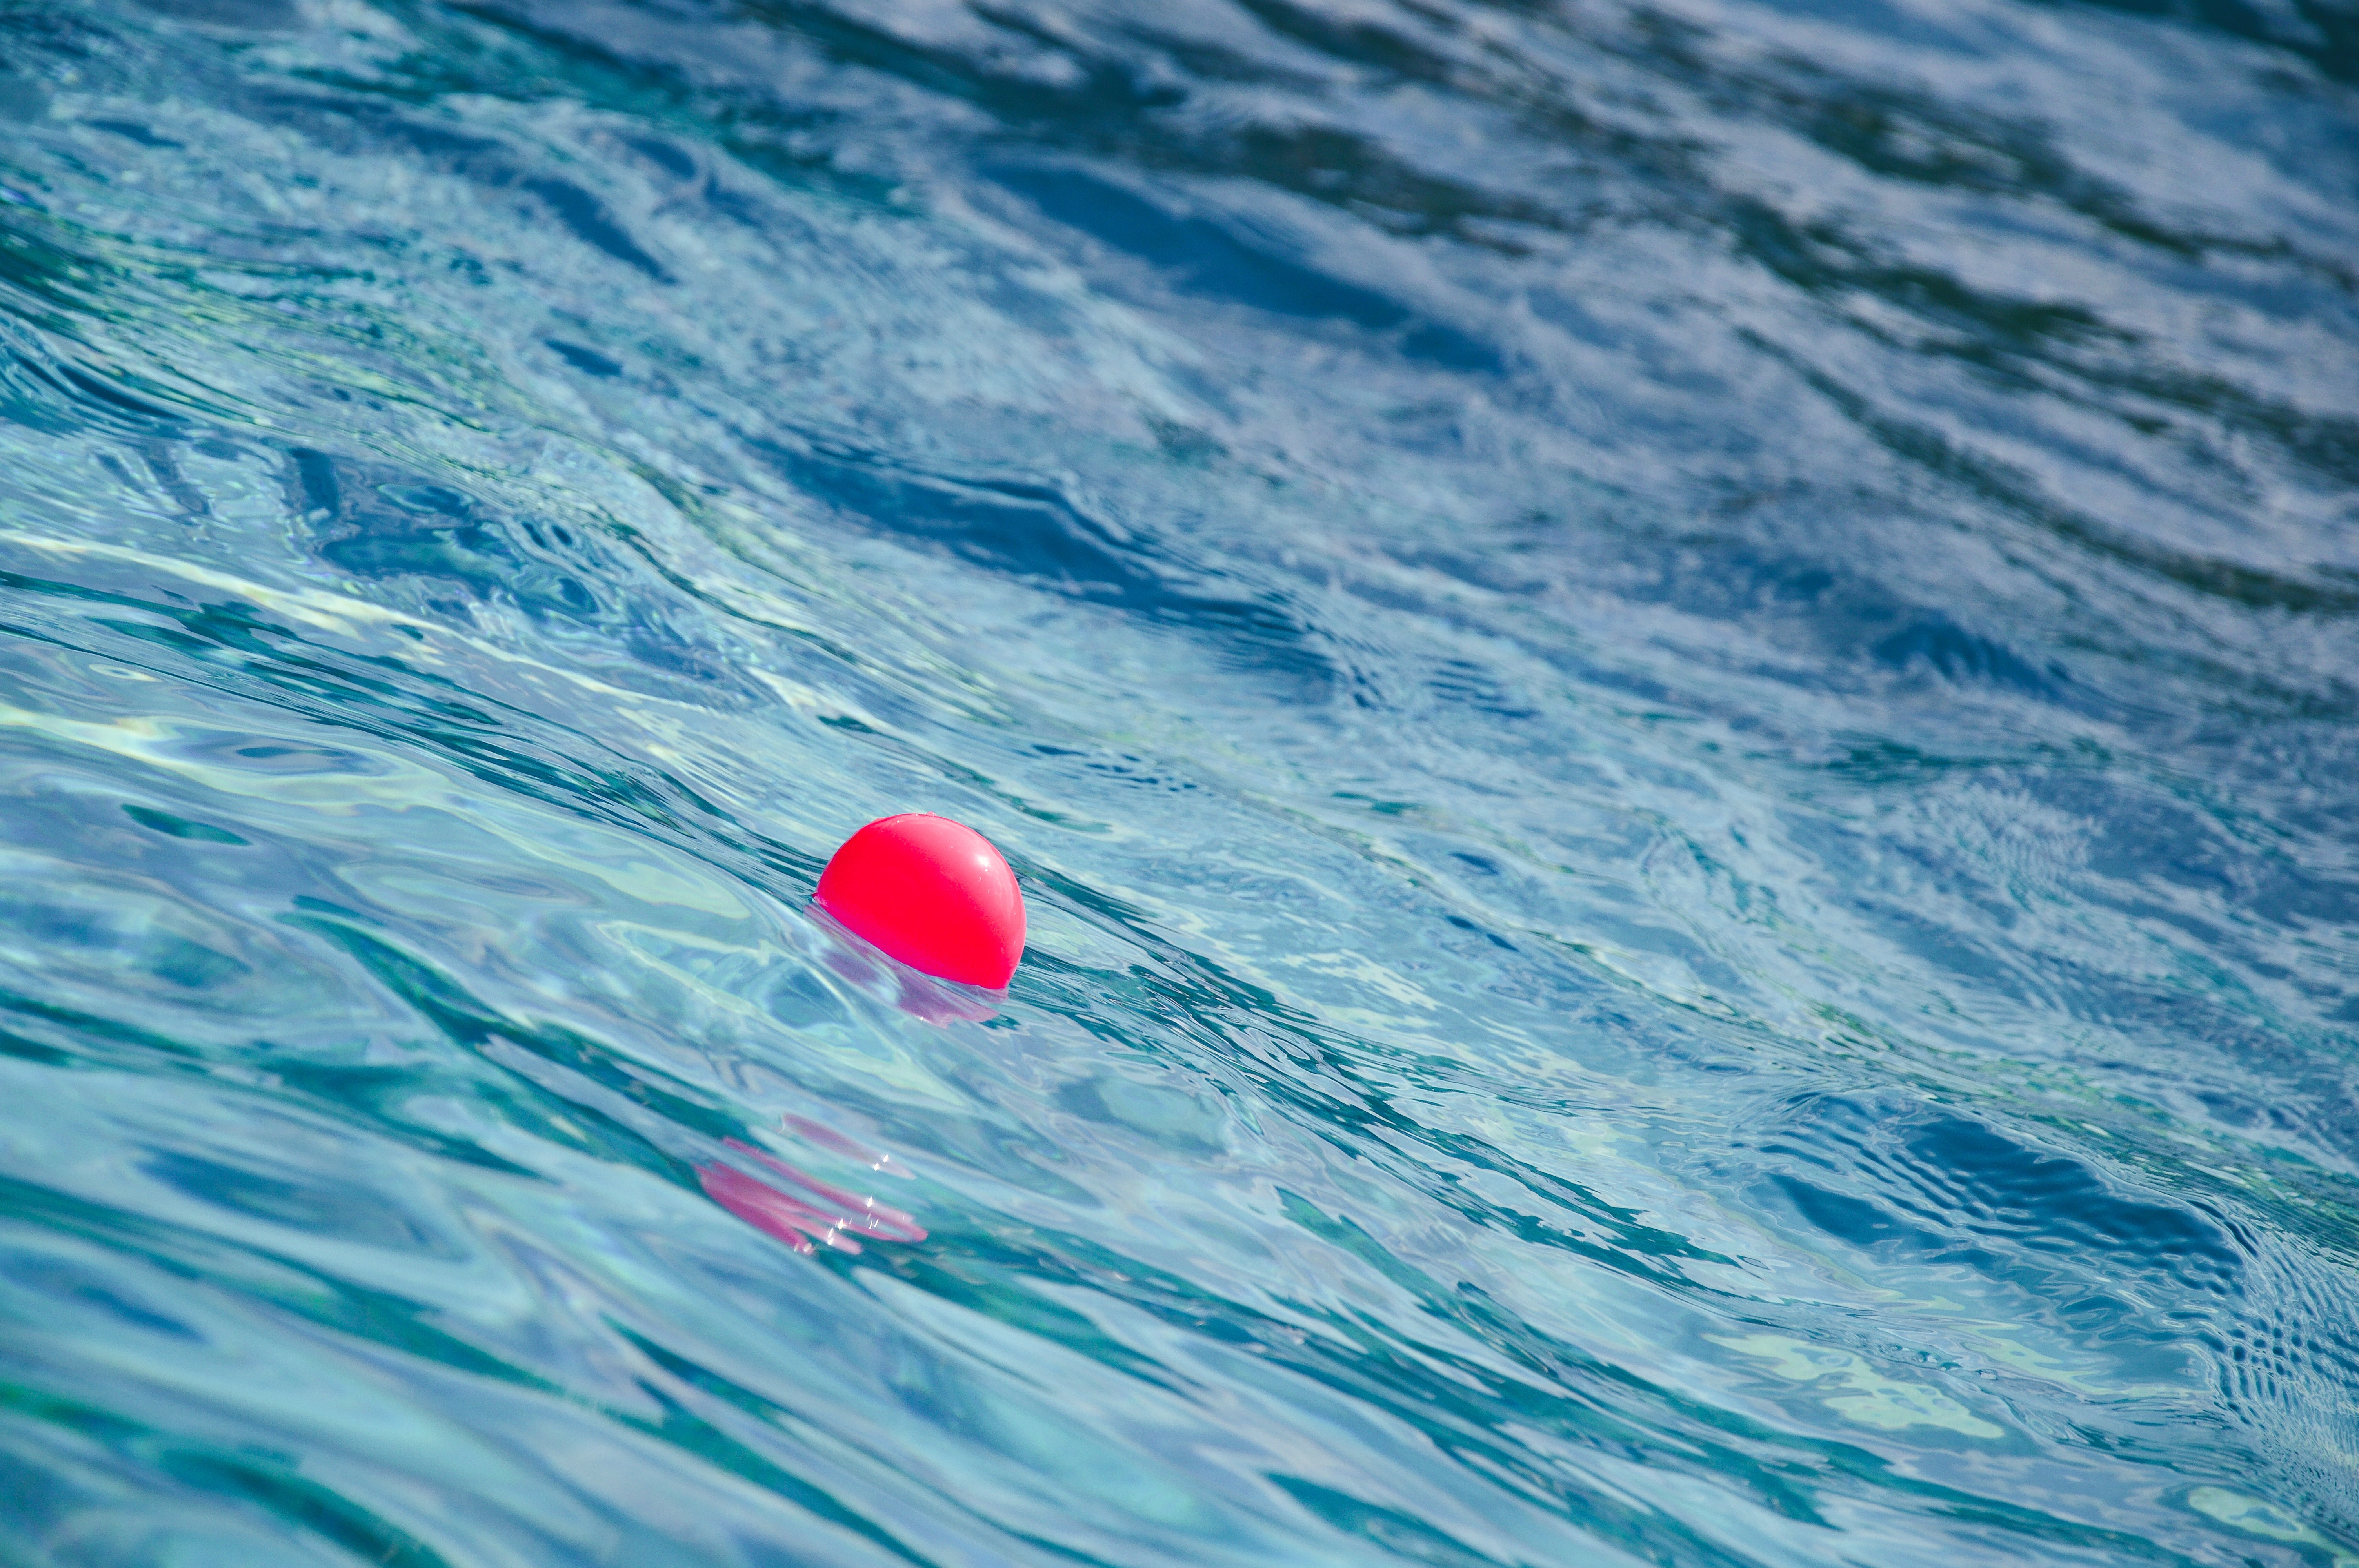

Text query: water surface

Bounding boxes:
[1,0,2356,1562]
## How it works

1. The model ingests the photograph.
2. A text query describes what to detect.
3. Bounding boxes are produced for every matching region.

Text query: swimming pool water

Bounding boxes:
[0,0,2355,1563]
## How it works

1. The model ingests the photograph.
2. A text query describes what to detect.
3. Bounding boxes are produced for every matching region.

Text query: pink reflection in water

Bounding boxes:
[783,1114,913,1178]
[727,1138,925,1241]
[700,1161,838,1254]
[698,1136,928,1256]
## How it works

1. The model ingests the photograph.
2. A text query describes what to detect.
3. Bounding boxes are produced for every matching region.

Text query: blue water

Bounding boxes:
[1,0,2355,1561]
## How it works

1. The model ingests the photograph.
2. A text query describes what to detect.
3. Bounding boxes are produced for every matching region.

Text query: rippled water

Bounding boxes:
[1,0,2355,1561]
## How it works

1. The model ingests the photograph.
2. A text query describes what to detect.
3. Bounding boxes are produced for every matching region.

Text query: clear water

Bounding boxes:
[0,0,2354,1561]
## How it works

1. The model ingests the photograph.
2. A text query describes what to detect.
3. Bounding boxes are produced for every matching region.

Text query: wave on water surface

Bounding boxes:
[0,0,2356,1562]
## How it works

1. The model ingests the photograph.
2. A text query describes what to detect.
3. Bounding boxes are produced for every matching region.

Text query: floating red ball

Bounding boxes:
[814,813,1025,989]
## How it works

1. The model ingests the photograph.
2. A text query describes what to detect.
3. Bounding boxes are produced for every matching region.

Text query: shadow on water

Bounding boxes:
[754,433,1343,694]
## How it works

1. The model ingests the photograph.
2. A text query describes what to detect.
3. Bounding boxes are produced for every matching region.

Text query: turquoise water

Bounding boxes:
[2,0,2356,1561]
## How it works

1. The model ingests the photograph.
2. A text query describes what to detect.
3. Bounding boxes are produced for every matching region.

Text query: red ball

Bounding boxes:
[814,814,1025,989]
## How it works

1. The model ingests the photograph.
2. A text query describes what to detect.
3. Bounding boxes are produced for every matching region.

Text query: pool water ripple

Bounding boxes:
[0,0,2355,1562]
